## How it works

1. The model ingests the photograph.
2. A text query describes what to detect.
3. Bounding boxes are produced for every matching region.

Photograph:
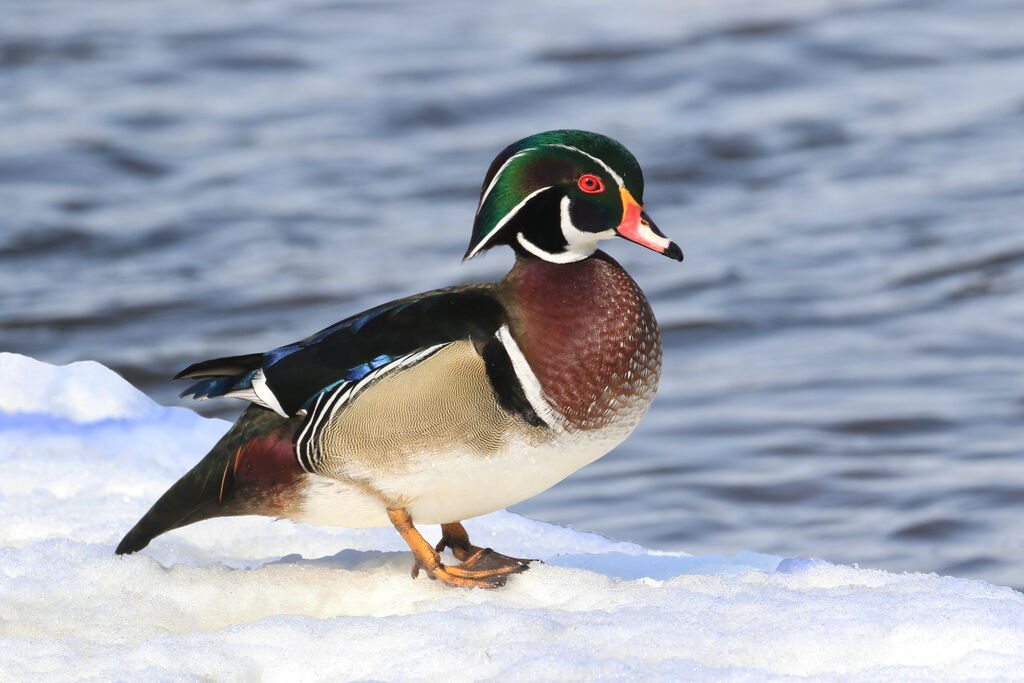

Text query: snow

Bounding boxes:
[2,352,1024,681]
[0,353,159,423]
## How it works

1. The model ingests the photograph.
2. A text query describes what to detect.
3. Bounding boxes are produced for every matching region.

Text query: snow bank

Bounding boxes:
[0,352,159,422]
[1,353,1023,681]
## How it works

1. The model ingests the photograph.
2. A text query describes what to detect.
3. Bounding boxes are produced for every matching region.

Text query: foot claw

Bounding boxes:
[457,547,533,574]
[410,548,532,588]
[392,513,534,590]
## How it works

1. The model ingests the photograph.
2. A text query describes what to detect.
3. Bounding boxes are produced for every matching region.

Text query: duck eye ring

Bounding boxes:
[577,174,604,194]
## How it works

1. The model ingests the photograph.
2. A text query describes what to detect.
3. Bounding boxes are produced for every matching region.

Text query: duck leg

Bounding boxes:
[435,522,534,573]
[388,509,528,588]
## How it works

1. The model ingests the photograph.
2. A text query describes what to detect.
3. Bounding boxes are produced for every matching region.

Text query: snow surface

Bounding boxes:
[2,351,1024,681]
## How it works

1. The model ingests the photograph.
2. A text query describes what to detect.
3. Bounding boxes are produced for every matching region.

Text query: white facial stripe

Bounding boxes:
[467,185,552,259]
[545,143,625,189]
[516,232,587,264]
[477,148,535,209]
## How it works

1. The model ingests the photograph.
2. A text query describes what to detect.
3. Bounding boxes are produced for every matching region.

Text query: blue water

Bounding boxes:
[3,0,1023,587]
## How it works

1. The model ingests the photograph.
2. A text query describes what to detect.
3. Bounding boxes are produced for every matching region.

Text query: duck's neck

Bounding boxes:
[500,252,662,431]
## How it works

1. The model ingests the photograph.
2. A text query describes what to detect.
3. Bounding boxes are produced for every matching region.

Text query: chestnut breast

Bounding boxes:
[500,252,662,431]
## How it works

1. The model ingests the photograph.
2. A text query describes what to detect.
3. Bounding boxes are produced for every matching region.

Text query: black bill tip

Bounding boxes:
[664,241,684,262]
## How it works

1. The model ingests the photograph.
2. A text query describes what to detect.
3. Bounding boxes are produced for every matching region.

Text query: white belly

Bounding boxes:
[292,431,623,528]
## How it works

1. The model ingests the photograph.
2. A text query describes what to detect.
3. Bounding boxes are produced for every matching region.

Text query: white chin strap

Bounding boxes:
[516,196,614,264]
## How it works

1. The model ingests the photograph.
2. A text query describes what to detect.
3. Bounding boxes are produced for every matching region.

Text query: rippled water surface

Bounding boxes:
[3,0,1023,587]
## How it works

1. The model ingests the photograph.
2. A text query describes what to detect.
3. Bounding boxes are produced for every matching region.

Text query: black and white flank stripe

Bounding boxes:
[295,343,447,473]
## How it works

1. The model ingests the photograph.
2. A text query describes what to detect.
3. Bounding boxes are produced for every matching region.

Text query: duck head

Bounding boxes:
[464,130,683,264]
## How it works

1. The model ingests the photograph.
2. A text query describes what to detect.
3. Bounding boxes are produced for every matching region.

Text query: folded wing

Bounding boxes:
[176,285,507,417]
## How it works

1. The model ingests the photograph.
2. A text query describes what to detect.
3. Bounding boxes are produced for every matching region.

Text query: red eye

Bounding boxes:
[577,173,604,194]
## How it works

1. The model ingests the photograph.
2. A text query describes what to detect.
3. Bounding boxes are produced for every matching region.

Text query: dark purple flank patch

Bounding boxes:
[226,426,305,515]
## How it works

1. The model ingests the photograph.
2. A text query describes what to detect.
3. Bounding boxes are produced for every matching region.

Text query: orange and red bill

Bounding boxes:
[616,189,683,261]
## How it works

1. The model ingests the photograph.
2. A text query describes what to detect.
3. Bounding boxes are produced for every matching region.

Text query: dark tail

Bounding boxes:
[116,406,302,555]
[174,352,264,402]
[174,353,263,380]
[115,458,226,554]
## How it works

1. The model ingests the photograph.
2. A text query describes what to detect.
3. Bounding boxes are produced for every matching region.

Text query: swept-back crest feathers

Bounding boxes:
[465,130,645,259]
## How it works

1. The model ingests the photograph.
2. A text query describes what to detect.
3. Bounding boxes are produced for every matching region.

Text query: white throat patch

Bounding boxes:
[516,196,615,264]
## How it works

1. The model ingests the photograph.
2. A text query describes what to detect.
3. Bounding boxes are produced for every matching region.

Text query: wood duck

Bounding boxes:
[116,130,683,588]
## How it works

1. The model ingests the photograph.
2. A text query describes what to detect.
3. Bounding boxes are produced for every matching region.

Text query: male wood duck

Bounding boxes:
[116,130,682,588]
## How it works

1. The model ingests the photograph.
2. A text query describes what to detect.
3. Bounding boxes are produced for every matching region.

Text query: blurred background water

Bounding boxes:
[3,0,1023,588]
